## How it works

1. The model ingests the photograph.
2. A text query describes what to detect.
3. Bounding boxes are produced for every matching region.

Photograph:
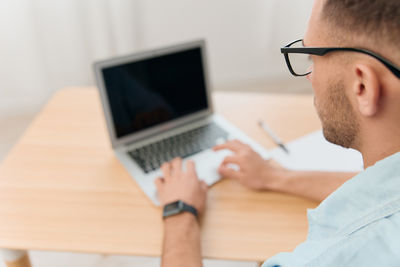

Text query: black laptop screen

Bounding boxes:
[102,47,209,139]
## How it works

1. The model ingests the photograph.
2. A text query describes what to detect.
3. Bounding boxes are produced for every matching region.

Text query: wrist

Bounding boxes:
[163,212,199,227]
[261,165,292,191]
[163,200,199,220]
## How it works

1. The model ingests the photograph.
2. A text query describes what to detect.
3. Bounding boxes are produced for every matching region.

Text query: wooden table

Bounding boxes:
[0,88,321,266]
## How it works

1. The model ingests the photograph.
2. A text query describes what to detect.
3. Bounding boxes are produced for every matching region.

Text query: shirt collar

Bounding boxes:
[307,152,400,240]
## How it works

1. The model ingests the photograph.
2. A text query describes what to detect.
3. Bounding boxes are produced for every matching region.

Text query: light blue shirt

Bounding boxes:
[263,152,400,267]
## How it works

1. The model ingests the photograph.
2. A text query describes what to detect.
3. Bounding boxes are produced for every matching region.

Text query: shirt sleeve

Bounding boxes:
[262,216,400,267]
[261,237,340,267]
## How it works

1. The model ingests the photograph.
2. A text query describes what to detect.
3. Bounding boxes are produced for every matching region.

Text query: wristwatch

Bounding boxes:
[163,200,198,220]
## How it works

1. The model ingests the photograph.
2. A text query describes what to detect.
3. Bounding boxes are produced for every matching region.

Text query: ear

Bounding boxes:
[352,64,382,117]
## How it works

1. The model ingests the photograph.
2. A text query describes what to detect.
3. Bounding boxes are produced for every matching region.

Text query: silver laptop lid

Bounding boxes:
[94,40,214,148]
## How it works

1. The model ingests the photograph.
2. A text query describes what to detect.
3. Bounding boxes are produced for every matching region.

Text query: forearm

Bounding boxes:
[162,213,202,267]
[268,170,358,202]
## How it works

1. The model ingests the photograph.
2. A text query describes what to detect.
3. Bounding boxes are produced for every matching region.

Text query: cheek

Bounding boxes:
[309,64,326,115]
[313,95,322,117]
[309,61,326,98]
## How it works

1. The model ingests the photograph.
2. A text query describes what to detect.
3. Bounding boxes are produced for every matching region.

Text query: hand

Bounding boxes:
[155,158,208,215]
[213,140,288,191]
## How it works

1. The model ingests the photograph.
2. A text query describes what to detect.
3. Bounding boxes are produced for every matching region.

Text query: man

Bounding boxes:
[155,0,400,266]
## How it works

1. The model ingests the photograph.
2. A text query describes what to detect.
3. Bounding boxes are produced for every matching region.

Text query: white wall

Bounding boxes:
[139,0,313,88]
[0,0,313,113]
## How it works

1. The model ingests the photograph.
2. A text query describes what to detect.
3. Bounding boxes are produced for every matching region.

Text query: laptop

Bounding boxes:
[94,40,268,205]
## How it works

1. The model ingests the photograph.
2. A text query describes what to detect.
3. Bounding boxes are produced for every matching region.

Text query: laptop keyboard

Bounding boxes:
[128,123,228,173]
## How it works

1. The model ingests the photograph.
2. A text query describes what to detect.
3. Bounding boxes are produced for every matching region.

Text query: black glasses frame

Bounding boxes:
[281,39,400,78]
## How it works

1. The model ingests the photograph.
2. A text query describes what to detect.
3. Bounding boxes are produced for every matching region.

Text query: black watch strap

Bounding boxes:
[163,200,198,220]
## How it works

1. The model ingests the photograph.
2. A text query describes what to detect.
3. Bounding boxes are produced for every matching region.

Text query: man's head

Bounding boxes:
[304,0,400,154]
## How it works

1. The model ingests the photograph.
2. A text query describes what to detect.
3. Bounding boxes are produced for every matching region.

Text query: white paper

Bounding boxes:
[270,130,364,172]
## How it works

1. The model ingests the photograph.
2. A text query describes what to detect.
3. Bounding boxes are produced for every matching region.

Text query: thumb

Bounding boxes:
[200,181,208,191]
[154,177,164,191]
[218,165,241,180]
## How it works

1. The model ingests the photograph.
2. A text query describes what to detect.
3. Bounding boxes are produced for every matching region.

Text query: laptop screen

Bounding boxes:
[102,47,209,139]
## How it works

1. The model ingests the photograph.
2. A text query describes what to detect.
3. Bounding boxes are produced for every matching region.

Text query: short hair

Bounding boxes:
[322,0,400,50]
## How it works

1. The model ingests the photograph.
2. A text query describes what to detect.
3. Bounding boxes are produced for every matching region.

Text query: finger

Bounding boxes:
[221,155,242,166]
[171,157,183,177]
[186,160,197,177]
[200,181,208,191]
[154,177,164,191]
[218,165,241,180]
[213,139,244,153]
[268,159,284,169]
[161,162,172,180]
[155,176,165,183]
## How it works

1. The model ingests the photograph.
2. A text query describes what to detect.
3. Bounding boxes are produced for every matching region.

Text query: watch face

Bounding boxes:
[164,203,179,212]
[163,201,183,217]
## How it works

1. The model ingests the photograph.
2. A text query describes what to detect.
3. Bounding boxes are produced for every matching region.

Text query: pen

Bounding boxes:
[258,120,290,154]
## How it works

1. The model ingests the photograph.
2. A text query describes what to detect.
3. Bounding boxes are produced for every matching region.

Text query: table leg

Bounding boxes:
[257,261,263,267]
[1,249,31,267]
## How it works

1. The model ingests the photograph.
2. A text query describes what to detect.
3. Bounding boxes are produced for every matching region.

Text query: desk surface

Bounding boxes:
[0,88,321,262]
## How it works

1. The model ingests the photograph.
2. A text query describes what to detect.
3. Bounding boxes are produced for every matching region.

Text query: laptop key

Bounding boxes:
[128,123,228,173]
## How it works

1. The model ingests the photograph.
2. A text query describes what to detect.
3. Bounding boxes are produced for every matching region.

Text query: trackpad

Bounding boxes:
[186,149,231,185]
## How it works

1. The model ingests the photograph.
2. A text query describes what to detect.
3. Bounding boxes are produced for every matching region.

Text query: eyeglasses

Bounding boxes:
[280,39,400,79]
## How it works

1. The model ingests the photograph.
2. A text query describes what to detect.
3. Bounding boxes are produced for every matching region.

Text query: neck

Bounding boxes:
[357,125,400,168]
